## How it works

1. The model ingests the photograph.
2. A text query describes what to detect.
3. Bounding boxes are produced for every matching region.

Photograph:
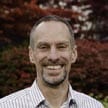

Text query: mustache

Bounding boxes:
[41,59,66,66]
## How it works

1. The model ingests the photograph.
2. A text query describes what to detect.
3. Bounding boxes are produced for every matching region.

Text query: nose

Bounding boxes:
[47,46,59,62]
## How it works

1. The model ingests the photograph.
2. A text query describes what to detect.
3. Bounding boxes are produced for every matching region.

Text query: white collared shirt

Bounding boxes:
[0,80,104,108]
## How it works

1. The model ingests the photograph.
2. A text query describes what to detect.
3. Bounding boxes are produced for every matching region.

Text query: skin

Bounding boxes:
[29,21,77,108]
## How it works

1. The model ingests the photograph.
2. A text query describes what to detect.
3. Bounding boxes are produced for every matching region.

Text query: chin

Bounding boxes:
[43,75,67,87]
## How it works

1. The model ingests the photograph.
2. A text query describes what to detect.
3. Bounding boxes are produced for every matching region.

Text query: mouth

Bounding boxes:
[42,64,65,78]
[46,65,63,70]
[44,65,64,76]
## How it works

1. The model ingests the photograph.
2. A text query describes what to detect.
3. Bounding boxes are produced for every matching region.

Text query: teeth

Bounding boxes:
[46,65,61,69]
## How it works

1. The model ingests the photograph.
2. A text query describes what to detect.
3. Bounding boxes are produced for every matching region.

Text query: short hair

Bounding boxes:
[30,15,75,49]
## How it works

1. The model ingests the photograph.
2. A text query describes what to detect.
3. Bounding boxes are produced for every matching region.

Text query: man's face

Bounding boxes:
[29,21,77,86]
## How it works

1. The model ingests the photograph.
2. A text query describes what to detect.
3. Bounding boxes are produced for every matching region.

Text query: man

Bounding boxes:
[0,15,104,108]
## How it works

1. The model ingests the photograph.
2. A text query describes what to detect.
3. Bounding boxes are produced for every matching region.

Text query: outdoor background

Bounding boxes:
[0,0,108,107]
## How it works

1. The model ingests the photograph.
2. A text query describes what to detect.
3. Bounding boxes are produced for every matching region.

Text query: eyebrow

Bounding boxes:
[37,41,70,45]
[36,42,49,46]
[56,41,70,45]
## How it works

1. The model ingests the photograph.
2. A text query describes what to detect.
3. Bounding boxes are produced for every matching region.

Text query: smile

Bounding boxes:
[46,65,63,70]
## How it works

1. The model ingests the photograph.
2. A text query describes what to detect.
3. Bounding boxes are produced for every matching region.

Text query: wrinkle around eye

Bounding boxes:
[57,44,70,50]
[36,44,50,51]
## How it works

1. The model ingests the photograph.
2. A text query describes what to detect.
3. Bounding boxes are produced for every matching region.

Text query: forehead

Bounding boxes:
[32,21,71,44]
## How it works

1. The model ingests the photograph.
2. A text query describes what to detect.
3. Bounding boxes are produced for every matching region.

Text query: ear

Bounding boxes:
[71,46,77,63]
[29,46,35,64]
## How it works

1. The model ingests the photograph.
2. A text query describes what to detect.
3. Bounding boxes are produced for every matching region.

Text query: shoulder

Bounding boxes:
[71,89,104,108]
[0,87,30,108]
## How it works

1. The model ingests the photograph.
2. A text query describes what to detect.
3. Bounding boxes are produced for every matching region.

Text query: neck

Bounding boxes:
[37,80,69,108]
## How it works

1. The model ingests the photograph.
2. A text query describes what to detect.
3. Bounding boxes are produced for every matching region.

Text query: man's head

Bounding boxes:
[29,15,77,87]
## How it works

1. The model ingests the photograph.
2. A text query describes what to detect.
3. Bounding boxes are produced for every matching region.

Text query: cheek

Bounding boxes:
[61,51,72,61]
[62,52,73,70]
[34,52,46,65]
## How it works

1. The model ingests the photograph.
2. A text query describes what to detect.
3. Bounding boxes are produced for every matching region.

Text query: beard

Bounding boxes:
[39,57,70,87]
[42,68,67,87]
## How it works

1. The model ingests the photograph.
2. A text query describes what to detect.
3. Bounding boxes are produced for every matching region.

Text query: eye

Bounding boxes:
[57,44,68,49]
[37,44,49,51]
[39,45,47,49]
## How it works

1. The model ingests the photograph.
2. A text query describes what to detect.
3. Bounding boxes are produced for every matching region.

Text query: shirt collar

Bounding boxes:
[68,84,77,106]
[29,80,45,107]
[29,80,77,107]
